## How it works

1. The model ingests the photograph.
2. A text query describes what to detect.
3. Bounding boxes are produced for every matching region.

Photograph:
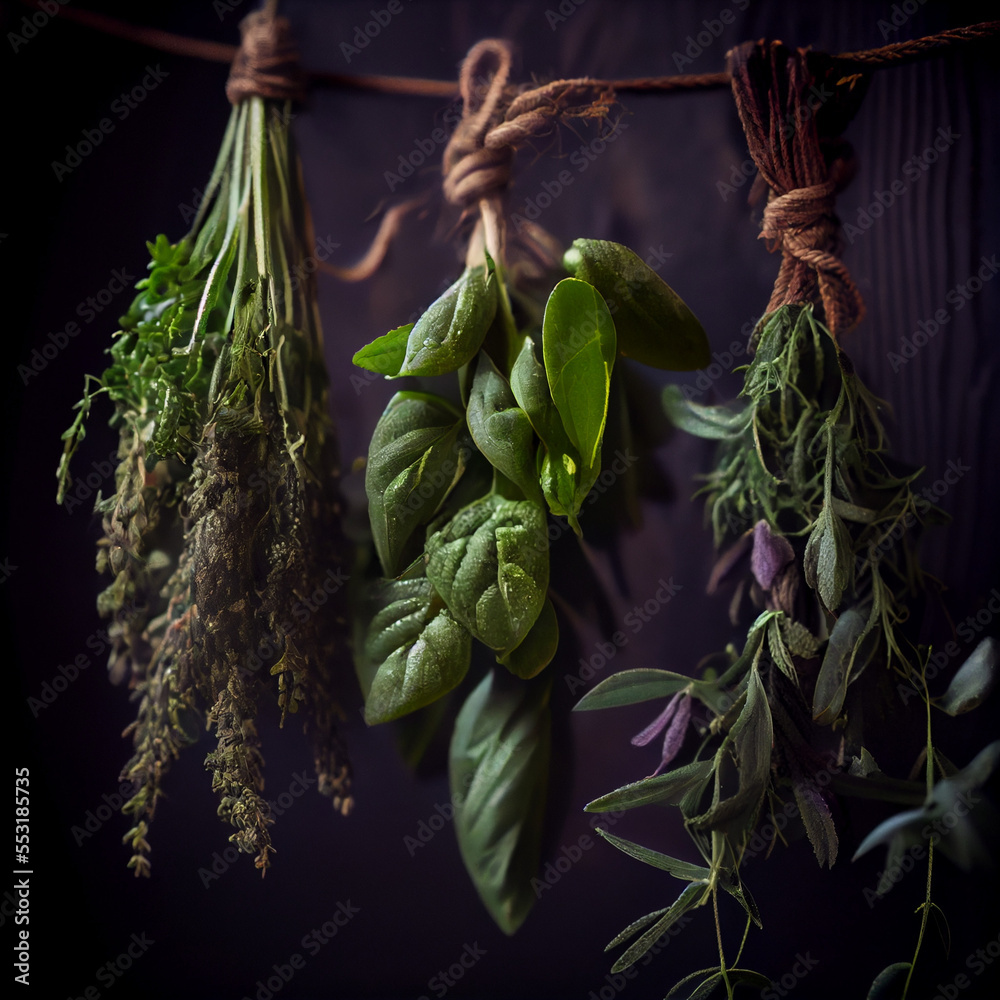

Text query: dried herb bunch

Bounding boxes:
[577,304,998,997]
[57,84,352,876]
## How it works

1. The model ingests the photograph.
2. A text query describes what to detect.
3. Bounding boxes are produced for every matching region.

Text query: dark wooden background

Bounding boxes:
[5,1,999,997]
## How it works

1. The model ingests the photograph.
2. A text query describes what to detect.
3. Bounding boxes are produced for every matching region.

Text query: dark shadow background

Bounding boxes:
[3,1,1000,998]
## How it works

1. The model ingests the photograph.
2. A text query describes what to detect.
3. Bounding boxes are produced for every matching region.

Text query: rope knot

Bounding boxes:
[226,10,305,105]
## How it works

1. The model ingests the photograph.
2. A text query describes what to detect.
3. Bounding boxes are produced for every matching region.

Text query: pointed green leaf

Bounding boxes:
[585,759,716,813]
[351,322,414,376]
[542,277,616,468]
[573,668,692,711]
[563,239,710,370]
[365,391,469,576]
[467,352,543,504]
[813,606,877,726]
[450,671,551,934]
[425,494,549,653]
[363,578,472,724]
[804,502,853,612]
[399,266,497,376]
[720,877,763,928]
[605,906,672,950]
[611,881,709,972]
[596,829,712,882]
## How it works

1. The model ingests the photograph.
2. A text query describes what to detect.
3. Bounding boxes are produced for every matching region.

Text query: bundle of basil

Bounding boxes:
[352,236,709,931]
[574,303,998,997]
[56,38,352,876]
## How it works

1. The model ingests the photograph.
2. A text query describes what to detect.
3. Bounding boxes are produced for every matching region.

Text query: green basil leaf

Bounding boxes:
[425,494,549,653]
[365,391,469,576]
[399,266,497,376]
[563,238,710,370]
[499,597,559,679]
[450,671,551,934]
[467,353,544,504]
[363,578,472,725]
[572,668,692,711]
[351,322,414,376]
[662,385,753,439]
[542,277,616,468]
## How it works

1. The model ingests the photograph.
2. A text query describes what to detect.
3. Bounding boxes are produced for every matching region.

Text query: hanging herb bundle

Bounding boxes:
[351,39,710,934]
[574,41,998,999]
[55,10,352,876]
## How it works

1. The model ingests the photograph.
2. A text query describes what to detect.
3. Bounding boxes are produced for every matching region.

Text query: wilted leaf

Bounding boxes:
[450,671,551,934]
[793,779,838,868]
[563,239,710,370]
[813,606,878,726]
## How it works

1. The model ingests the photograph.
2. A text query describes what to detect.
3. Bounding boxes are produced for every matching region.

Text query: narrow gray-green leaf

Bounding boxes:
[596,829,711,882]
[804,503,852,612]
[585,759,715,813]
[450,671,551,934]
[363,578,472,724]
[605,907,671,951]
[467,352,543,504]
[563,238,710,370]
[573,668,692,711]
[813,606,877,726]
[425,494,549,652]
[938,637,997,716]
[399,265,497,376]
[611,882,708,972]
[542,277,616,468]
[365,391,468,576]
[351,322,413,376]
[663,385,753,439]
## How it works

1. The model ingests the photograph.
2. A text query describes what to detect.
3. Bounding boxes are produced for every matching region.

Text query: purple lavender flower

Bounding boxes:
[631,690,693,776]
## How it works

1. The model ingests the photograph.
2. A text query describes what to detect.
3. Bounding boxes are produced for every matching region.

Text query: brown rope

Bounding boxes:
[728,41,869,339]
[226,9,305,105]
[37,2,998,98]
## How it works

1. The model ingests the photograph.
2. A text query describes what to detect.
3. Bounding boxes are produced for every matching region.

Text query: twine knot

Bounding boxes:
[226,10,305,105]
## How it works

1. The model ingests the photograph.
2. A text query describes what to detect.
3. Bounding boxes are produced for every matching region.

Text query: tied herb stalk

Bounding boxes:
[352,229,710,933]
[576,304,998,998]
[57,93,352,877]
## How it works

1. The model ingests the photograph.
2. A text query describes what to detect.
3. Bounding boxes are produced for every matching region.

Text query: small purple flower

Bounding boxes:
[632,690,693,776]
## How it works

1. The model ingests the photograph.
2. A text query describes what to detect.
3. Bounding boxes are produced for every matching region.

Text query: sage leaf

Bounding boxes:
[425,494,549,653]
[351,322,414,377]
[499,597,558,679]
[363,578,472,725]
[450,671,551,934]
[466,353,543,504]
[542,277,616,468]
[813,606,878,726]
[365,392,469,576]
[938,637,997,716]
[399,265,497,376]
[804,501,853,611]
[663,386,753,439]
[572,668,692,711]
[563,238,710,370]
[585,759,715,813]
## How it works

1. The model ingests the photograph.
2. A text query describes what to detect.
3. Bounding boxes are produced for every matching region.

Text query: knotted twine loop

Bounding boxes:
[226,9,305,105]
[442,39,616,264]
[728,41,870,340]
